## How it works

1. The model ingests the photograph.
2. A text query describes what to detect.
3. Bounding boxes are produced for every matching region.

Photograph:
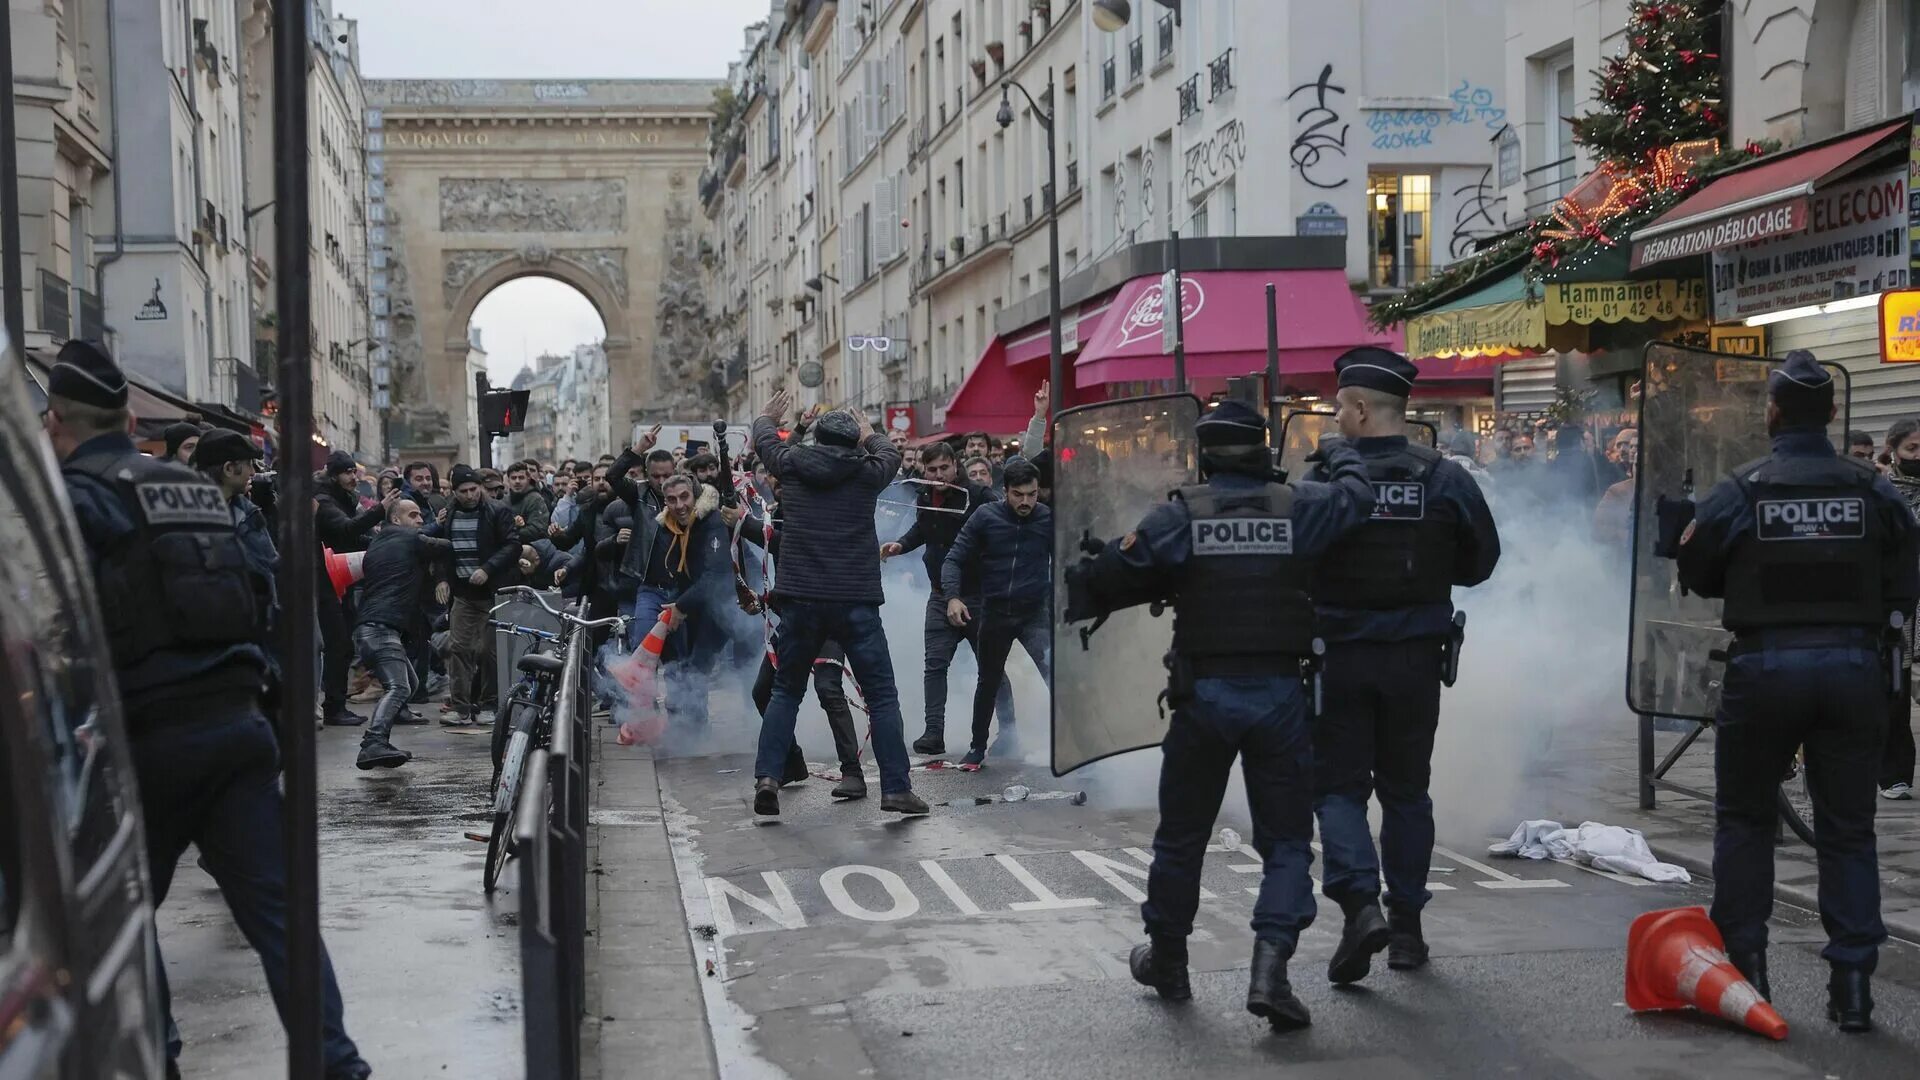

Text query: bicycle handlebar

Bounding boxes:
[493,586,629,632]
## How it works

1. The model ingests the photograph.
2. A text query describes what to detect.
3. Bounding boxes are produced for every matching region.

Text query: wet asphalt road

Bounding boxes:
[658,744,1920,1080]
[157,711,522,1079]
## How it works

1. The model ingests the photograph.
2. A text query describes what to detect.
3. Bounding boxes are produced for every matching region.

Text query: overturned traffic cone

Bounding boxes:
[322,546,365,599]
[1626,907,1787,1041]
[611,607,680,746]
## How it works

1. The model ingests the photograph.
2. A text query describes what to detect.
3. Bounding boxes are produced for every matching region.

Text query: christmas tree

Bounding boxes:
[1571,0,1726,165]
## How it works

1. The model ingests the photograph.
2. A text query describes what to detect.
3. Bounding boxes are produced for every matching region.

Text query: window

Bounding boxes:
[1222,177,1238,237]
[1367,172,1433,290]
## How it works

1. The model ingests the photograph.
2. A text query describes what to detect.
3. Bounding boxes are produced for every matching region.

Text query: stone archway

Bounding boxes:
[366,78,721,464]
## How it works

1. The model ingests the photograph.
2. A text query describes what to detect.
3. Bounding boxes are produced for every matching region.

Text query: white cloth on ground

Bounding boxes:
[1489,819,1691,884]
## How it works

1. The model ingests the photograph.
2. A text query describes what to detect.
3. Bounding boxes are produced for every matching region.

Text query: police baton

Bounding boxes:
[1442,611,1467,688]
[1890,611,1907,699]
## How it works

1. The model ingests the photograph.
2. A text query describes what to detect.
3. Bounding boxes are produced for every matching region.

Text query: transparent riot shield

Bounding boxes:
[1276,410,1437,480]
[1627,342,1851,721]
[1051,394,1201,776]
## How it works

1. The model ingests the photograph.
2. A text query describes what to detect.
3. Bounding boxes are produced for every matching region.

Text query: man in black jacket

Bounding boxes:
[315,450,389,726]
[881,439,1012,755]
[942,458,1052,766]
[648,474,739,726]
[354,499,451,768]
[439,464,522,725]
[749,392,929,816]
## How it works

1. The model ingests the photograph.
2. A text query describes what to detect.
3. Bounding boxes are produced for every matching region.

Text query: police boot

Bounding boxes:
[1827,967,1873,1033]
[355,740,408,770]
[1246,938,1311,1031]
[1128,935,1191,1002]
[1728,950,1770,1001]
[1327,898,1391,985]
[1386,907,1430,971]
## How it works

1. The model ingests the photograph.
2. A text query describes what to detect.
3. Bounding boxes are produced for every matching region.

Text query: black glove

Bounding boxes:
[1653,495,1695,559]
[1063,559,1102,624]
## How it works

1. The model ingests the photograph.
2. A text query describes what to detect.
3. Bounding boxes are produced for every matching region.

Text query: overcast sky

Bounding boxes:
[351,0,774,381]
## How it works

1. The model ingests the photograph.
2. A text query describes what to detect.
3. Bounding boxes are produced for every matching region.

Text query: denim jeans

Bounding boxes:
[134,706,364,1074]
[1312,639,1443,915]
[1713,645,1887,971]
[921,593,1012,740]
[1143,675,1316,950]
[352,622,415,743]
[967,604,1050,751]
[754,600,912,794]
[620,585,681,653]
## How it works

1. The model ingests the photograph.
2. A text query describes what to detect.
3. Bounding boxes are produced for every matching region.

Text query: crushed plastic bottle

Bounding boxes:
[1001,785,1030,803]
[1219,827,1243,850]
[1069,791,1088,805]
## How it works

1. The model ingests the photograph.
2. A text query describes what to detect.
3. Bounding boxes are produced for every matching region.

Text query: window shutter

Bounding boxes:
[1844,0,1885,128]
[875,177,897,261]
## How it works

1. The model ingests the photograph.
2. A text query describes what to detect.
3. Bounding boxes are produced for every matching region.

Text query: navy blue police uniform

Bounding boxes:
[47,341,370,1079]
[1305,348,1501,983]
[1676,349,1919,1032]
[1070,400,1376,1030]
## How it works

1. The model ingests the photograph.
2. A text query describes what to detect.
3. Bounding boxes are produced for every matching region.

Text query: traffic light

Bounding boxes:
[478,388,530,433]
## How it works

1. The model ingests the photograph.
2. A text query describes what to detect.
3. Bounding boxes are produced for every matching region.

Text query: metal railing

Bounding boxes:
[1157,13,1174,59]
[516,603,594,1079]
[1208,49,1234,101]
[1101,58,1116,100]
[1128,37,1143,82]
[1177,75,1201,122]
[1522,155,1578,217]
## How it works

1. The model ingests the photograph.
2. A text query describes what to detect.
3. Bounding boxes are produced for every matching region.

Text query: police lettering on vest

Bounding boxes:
[1370,481,1426,521]
[1172,484,1317,658]
[1191,517,1293,554]
[1756,497,1867,540]
[1314,445,1458,610]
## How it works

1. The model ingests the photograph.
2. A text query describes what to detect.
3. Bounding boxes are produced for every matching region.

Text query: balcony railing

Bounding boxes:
[1523,155,1580,217]
[1208,49,1234,101]
[1128,37,1144,82]
[1177,75,1201,123]
[1024,193,1034,224]
[1101,58,1116,100]
[997,211,1007,238]
[1157,13,1174,59]
[1066,161,1079,192]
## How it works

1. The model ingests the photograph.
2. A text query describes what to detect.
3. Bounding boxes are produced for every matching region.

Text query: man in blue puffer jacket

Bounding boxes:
[941,456,1052,765]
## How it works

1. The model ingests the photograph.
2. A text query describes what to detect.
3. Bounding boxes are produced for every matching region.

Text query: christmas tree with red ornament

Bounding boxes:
[1371,0,1776,327]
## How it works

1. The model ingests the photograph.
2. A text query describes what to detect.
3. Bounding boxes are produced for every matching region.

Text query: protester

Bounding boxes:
[941,457,1052,765]
[440,464,521,726]
[353,499,451,767]
[1592,426,1638,549]
[607,430,681,650]
[162,420,205,464]
[1883,417,1920,801]
[481,468,507,501]
[504,461,551,543]
[1848,430,1877,464]
[315,451,389,728]
[964,455,994,490]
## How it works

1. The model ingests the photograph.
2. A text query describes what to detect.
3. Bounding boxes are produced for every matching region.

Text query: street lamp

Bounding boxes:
[998,71,1065,425]
[803,273,840,292]
[1091,0,1133,32]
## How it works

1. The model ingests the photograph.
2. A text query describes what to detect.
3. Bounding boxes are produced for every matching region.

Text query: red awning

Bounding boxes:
[1004,299,1120,366]
[1075,270,1401,389]
[1631,120,1908,268]
[940,339,1044,435]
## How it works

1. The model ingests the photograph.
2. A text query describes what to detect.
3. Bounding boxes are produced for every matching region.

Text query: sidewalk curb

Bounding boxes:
[1646,841,1920,947]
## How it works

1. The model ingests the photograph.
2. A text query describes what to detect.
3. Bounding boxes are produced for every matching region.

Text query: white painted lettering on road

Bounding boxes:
[708,872,807,935]
[995,854,1099,911]
[1433,846,1569,890]
[820,865,921,922]
[919,859,983,915]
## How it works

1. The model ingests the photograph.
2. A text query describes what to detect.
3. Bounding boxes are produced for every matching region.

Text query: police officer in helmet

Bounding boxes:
[1067,399,1376,1031]
[1676,349,1918,1033]
[41,340,371,1079]
[1309,348,1500,985]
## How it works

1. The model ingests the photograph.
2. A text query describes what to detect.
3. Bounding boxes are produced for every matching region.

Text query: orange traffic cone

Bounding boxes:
[322,546,365,599]
[611,607,680,746]
[1626,907,1787,1040]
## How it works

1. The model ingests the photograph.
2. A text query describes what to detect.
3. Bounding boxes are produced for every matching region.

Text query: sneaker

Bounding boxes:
[323,710,366,728]
[911,733,946,756]
[1881,783,1913,800]
[989,728,1020,758]
[356,742,408,770]
[880,791,931,815]
[439,706,470,726]
[349,686,384,704]
[960,747,986,767]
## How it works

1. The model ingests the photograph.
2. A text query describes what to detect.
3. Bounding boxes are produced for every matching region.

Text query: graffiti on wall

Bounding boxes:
[1450,165,1505,258]
[1287,64,1350,190]
[1142,148,1157,224]
[1184,119,1247,200]
[1366,80,1508,150]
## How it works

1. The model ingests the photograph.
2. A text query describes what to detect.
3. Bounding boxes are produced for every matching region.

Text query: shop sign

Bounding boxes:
[1545,279,1706,325]
[1909,108,1920,278]
[1880,288,1920,363]
[1406,299,1545,359]
[1710,168,1912,321]
[1630,199,1808,269]
[885,402,916,437]
[1709,324,1767,357]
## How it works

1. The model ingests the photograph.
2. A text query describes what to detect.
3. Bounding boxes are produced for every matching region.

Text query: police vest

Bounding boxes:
[1720,454,1883,632]
[1313,443,1458,609]
[1170,482,1316,658]
[62,450,265,679]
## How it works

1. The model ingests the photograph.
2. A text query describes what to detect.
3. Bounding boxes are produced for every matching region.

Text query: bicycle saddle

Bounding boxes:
[517,651,566,677]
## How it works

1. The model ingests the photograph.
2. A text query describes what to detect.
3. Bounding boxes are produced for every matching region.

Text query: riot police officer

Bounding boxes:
[1308,348,1500,985]
[1066,400,1376,1031]
[1676,349,1918,1034]
[40,340,371,1079]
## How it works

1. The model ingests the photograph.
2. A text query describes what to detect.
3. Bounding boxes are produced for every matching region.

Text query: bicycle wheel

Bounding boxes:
[1777,756,1816,846]
[484,729,531,894]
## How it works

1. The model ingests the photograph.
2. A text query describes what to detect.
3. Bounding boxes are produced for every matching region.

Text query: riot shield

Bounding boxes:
[1626,342,1851,721]
[1051,394,1201,776]
[1276,410,1437,480]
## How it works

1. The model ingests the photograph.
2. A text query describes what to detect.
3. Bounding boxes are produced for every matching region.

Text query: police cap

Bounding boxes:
[1334,346,1419,398]
[1195,400,1268,448]
[1768,349,1833,409]
[47,339,129,409]
[190,429,261,470]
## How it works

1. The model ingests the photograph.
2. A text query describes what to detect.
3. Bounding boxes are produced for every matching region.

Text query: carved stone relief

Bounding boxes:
[557,248,628,306]
[649,200,721,414]
[442,249,507,303]
[438,177,626,233]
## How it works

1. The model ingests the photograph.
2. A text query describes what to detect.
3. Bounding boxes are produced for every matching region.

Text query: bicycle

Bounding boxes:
[480,586,625,894]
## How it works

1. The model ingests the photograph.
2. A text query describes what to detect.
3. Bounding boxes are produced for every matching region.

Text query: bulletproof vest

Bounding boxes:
[63,449,264,675]
[1314,443,1459,609]
[1720,453,1883,632]
[1171,482,1316,657]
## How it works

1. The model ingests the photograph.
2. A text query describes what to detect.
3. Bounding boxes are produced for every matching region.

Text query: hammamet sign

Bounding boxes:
[1630,199,1807,269]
